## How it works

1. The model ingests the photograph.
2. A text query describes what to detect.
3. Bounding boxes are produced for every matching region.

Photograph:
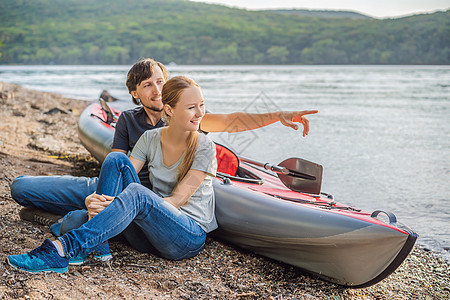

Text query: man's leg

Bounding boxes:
[10,175,98,215]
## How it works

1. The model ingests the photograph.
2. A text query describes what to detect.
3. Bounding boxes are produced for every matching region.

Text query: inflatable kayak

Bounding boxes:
[78,101,417,287]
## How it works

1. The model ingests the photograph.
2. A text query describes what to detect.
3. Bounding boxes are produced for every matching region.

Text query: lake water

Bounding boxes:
[1,65,449,260]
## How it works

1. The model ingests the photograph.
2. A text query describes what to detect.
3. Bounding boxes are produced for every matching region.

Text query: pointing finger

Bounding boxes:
[300,110,318,116]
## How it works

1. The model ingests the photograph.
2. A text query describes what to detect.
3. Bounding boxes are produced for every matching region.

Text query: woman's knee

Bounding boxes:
[102,152,132,173]
[104,151,128,164]
[124,182,150,194]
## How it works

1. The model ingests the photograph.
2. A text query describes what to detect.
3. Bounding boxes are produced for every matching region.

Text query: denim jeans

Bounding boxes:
[52,209,161,254]
[58,152,206,260]
[10,170,152,215]
[10,175,97,215]
[11,159,162,254]
[54,210,89,236]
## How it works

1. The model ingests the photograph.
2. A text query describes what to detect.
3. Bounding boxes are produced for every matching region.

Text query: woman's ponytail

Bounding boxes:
[177,131,199,182]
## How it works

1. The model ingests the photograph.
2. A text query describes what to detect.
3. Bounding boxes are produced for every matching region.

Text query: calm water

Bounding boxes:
[1,65,449,259]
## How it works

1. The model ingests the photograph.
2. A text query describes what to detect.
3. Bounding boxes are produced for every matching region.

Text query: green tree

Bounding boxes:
[266,46,289,64]
[34,48,53,64]
[66,47,83,64]
[216,43,239,63]
[141,41,173,63]
[104,46,130,64]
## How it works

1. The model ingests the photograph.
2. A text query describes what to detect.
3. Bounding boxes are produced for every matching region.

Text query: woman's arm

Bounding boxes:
[200,110,318,137]
[164,169,208,209]
[129,156,145,174]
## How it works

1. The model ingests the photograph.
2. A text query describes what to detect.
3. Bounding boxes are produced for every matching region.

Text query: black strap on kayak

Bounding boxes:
[99,98,118,124]
[90,113,116,128]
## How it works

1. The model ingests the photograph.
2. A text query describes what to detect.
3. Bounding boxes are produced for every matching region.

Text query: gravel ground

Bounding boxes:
[0,81,449,299]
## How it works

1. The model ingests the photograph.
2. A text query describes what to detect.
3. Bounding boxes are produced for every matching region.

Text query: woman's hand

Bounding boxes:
[85,192,114,220]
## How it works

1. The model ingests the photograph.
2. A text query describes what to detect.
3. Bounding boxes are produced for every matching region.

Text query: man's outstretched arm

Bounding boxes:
[201,110,318,137]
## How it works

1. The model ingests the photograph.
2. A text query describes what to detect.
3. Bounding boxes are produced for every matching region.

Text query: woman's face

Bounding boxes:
[131,65,166,112]
[167,86,205,131]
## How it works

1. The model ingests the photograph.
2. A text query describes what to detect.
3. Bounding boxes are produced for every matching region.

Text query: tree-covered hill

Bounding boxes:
[268,9,372,20]
[0,0,448,65]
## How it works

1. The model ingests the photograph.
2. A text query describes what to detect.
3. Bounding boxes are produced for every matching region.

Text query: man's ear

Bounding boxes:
[164,104,173,116]
[130,90,138,100]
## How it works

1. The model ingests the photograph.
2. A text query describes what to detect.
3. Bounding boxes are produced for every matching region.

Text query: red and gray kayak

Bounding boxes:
[78,102,417,287]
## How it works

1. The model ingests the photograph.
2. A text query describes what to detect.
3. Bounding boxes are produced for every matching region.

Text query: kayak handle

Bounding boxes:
[371,210,397,225]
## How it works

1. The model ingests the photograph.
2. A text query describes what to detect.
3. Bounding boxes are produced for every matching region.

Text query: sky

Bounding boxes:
[190,0,449,18]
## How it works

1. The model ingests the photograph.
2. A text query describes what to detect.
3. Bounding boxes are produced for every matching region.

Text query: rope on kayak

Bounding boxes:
[90,113,117,128]
[263,192,361,212]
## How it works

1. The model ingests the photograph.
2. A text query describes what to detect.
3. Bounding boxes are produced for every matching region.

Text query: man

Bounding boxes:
[11,58,317,241]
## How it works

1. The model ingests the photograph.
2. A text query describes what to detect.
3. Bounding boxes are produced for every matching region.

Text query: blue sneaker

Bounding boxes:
[7,239,69,273]
[69,241,112,266]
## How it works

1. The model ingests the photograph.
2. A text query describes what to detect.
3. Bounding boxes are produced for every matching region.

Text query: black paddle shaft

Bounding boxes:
[240,157,316,180]
[240,156,323,194]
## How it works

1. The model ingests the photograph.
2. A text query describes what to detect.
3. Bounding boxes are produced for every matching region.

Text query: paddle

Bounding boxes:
[240,157,323,195]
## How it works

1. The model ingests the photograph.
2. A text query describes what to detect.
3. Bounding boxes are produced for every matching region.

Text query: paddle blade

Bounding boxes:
[278,158,323,194]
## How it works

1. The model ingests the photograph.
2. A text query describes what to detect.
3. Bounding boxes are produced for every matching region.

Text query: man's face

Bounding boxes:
[131,65,166,112]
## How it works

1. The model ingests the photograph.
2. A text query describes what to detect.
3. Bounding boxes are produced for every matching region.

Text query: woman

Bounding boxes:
[7,76,217,273]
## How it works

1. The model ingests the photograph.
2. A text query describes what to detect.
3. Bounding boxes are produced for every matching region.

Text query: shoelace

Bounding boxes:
[28,242,54,258]
[33,215,55,226]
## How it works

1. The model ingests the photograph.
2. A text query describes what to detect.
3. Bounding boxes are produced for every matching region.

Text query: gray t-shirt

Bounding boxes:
[131,128,218,232]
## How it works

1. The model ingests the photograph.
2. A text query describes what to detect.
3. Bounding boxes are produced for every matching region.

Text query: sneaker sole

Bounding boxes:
[68,254,113,266]
[7,257,68,273]
[96,254,113,262]
[19,208,62,226]
[68,258,86,266]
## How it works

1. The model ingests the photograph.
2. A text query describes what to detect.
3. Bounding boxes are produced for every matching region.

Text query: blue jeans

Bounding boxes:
[10,164,155,252]
[10,170,152,215]
[11,175,97,215]
[53,210,161,254]
[58,152,206,260]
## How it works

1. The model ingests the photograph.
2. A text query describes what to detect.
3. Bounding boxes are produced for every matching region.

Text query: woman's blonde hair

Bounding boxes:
[162,76,200,182]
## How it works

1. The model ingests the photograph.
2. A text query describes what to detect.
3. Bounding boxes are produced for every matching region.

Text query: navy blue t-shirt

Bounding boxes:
[112,107,165,188]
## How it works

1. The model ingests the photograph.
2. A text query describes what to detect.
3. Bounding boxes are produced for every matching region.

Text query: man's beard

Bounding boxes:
[141,102,163,112]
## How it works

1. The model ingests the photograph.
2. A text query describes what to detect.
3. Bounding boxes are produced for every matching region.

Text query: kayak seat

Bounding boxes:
[215,143,239,177]
[215,143,264,184]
